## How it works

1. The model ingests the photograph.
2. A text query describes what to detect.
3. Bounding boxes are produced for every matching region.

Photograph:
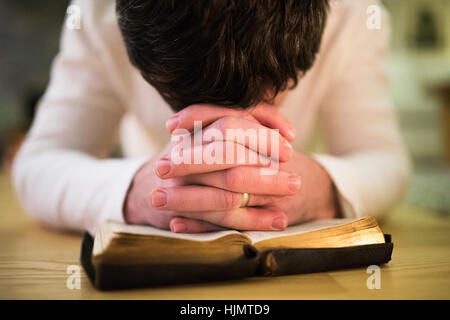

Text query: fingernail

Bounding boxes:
[172,223,187,233]
[286,128,296,141]
[272,217,287,230]
[155,160,171,177]
[165,116,179,133]
[288,174,301,193]
[283,141,293,158]
[151,189,167,207]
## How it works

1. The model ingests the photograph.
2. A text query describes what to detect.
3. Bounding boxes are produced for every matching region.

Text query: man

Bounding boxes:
[13,0,410,236]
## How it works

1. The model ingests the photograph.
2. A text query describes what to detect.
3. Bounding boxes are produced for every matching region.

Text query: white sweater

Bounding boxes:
[12,0,411,236]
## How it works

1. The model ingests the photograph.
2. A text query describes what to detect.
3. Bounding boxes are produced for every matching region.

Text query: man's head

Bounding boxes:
[116,0,329,111]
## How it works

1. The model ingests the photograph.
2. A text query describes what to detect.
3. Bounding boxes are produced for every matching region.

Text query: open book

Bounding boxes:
[81,216,393,290]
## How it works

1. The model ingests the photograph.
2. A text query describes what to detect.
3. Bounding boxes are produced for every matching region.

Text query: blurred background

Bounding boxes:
[0,0,449,215]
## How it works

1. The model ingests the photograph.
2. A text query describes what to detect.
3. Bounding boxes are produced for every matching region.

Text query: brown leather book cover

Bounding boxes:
[80,232,393,290]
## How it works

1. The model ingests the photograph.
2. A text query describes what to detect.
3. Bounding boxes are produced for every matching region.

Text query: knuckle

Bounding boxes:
[225,168,244,190]
[177,104,201,123]
[214,116,235,133]
[220,191,241,209]
[181,104,199,114]
[265,195,281,207]
[219,210,236,228]
[264,105,279,116]
[273,108,285,121]
[266,105,285,122]
[271,173,284,189]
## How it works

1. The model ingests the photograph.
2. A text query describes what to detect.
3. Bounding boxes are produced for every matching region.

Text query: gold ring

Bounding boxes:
[240,193,250,208]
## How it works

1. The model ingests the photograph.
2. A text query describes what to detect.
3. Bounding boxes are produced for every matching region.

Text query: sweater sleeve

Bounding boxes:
[12,0,147,236]
[312,0,412,219]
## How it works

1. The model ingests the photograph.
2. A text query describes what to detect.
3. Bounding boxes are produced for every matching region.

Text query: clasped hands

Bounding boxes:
[124,104,339,233]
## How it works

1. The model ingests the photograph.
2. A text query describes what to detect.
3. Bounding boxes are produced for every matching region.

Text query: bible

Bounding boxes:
[80,216,393,290]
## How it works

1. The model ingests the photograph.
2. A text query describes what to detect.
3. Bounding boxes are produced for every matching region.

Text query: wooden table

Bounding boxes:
[1,173,449,299]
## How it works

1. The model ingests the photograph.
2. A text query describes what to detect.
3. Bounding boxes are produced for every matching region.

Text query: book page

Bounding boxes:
[244,218,361,244]
[108,221,242,242]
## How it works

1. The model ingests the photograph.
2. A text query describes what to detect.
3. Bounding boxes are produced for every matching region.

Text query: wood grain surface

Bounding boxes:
[1,173,449,299]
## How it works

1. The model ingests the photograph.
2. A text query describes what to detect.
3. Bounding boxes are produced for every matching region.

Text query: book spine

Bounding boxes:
[260,243,394,276]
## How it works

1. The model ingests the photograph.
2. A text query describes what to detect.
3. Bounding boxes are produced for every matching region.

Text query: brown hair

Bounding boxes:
[116,0,329,111]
